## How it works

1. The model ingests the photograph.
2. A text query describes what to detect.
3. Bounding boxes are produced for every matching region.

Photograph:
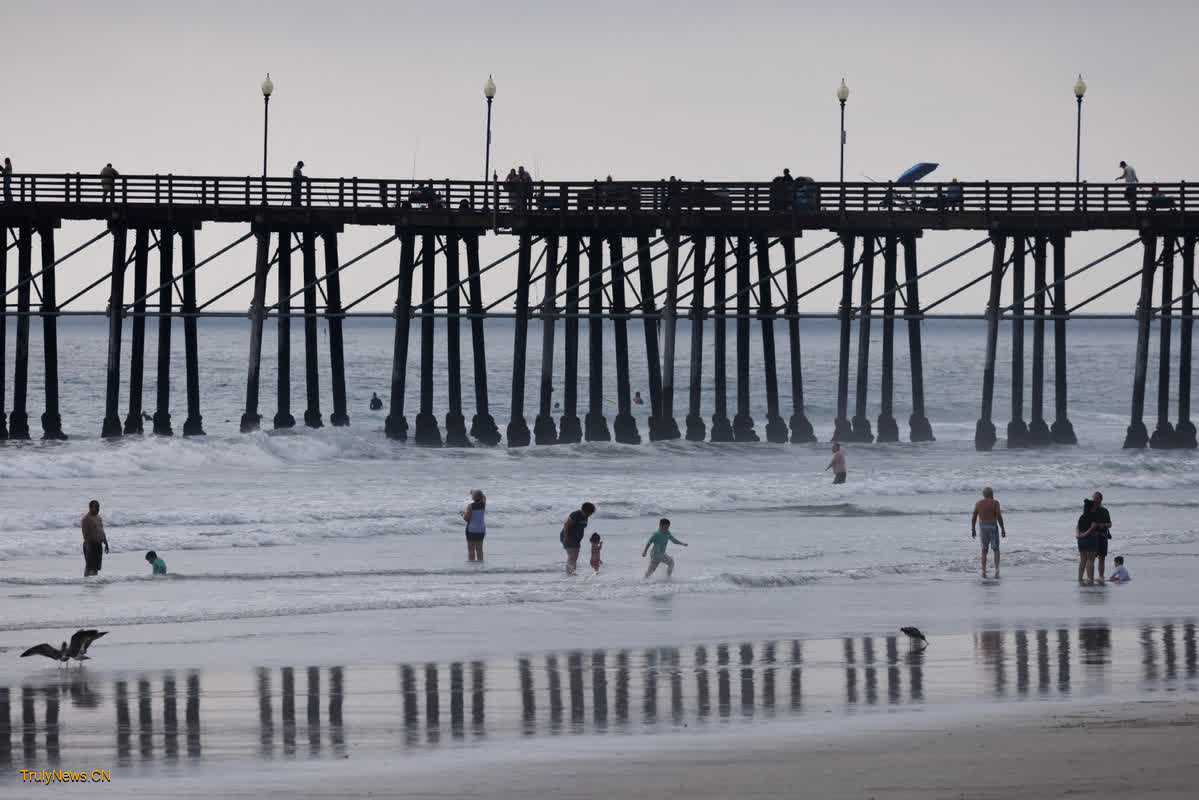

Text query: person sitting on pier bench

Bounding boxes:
[1147,185,1175,210]
[408,181,444,209]
[100,163,118,203]
[369,392,383,410]
[946,179,964,210]
[291,161,305,206]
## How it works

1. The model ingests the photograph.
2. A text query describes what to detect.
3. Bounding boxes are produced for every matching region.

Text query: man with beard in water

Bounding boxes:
[81,500,109,577]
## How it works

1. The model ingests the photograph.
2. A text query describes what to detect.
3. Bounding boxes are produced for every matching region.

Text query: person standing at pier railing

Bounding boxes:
[1117,160,1138,210]
[100,163,118,202]
[291,161,305,206]
[2,157,12,202]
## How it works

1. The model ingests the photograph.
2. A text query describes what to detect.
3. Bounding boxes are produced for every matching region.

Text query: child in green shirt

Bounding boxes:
[145,551,167,575]
[642,518,687,579]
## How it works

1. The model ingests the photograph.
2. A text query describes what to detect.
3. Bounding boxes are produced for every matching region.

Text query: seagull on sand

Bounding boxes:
[21,629,108,667]
[900,626,929,647]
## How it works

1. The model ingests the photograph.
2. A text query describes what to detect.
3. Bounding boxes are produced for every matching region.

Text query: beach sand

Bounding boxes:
[112,699,1198,799]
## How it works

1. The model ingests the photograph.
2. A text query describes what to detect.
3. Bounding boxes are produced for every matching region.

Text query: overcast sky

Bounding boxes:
[3,0,1195,313]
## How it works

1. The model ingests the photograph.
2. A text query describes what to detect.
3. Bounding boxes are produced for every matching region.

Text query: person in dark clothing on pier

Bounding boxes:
[100,163,118,203]
[292,161,305,206]
[369,392,383,410]
[2,157,12,202]
[1116,160,1138,210]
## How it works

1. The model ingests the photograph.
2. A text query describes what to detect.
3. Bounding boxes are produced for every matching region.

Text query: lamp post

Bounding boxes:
[837,78,849,184]
[261,73,274,202]
[1073,74,1086,186]
[483,75,496,208]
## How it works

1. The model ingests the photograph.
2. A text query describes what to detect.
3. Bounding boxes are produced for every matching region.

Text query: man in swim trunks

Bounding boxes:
[825,442,847,484]
[971,487,1006,578]
[560,502,596,575]
[81,500,109,577]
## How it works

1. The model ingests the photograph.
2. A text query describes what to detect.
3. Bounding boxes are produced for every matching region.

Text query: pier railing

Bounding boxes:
[2,174,1192,215]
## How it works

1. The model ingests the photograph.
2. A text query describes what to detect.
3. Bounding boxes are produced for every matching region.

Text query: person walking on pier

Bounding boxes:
[971,487,1006,578]
[80,500,109,577]
[2,157,12,202]
[560,501,596,575]
[292,161,305,206]
[825,442,847,484]
[1117,161,1139,210]
[1091,491,1113,580]
[99,163,118,203]
[461,489,487,562]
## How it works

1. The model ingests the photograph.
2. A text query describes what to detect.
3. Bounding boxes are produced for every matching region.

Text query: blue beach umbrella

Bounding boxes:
[896,162,939,184]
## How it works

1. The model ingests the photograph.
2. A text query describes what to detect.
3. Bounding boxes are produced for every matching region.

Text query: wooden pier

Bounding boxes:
[1,173,1196,449]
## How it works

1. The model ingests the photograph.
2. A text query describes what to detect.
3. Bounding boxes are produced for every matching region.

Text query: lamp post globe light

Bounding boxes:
[1073,74,1086,187]
[836,78,849,184]
[483,75,496,208]
[261,73,274,202]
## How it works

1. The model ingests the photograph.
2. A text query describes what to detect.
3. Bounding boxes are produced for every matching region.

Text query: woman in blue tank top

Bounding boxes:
[461,489,487,562]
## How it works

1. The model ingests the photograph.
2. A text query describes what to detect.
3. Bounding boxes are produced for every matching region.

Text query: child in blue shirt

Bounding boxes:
[642,518,687,579]
[1109,555,1130,583]
[145,551,167,575]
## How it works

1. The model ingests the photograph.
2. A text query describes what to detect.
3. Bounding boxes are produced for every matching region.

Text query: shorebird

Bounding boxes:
[21,629,108,667]
[900,626,929,647]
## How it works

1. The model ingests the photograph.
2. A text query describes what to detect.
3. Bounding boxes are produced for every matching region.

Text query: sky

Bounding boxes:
[2,0,1196,313]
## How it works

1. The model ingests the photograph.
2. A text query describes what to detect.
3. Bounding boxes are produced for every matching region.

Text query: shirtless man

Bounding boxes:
[971,487,1006,578]
[81,500,109,577]
[825,442,847,484]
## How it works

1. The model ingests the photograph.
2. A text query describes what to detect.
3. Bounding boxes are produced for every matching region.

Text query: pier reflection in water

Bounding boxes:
[1,622,1196,774]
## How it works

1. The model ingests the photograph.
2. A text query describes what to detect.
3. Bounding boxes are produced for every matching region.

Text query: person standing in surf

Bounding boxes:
[80,500,109,577]
[971,487,1006,578]
[560,502,595,575]
[461,489,487,562]
[1076,498,1099,585]
[1091,491,1113,581]
[825,442,847,484]
[642,518,687,579]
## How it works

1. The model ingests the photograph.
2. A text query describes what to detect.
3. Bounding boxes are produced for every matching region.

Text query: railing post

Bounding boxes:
[983,180,990,212]
[338,178,344,207]
[352,177,358,209]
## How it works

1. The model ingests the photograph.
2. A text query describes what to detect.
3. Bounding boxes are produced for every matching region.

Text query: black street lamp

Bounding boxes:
[483,75,496,208]
[837,78,849,184]
[1073,74,1086,186]
[261,73,274,203]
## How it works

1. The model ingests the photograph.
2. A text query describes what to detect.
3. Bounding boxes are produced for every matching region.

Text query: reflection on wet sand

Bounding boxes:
[1,621,1195,772]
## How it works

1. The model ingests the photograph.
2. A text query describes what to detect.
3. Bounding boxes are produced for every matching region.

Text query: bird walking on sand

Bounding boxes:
[900,626,929,647]
[21,629,108,667]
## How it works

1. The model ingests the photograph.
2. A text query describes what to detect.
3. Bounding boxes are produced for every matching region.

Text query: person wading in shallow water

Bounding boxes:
[461,489,487,562]
[971,486,1006,578]
[80,500,109,577]
[825,442,847,484]
[560,502,596,576]
[1091,491,1113,581]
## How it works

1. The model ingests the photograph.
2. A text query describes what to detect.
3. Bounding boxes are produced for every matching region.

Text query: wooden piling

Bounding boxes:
[975,235,1007,451]
[903,235,934,442]
[1150,237,1176,449]
[1006,235,1028,448]
[533,236,560,445]
[444,234,471,447]
[851,235,875,443]
[732,236,758,442]
[384,231,416,441]
[180,227,204,436]
[609,237,640,444]
[1177,235,1197,448]
[640,234,675,440]
[324,232,349,427]
[685,236,709,441]
[152,227,174,435]
[39,225,66,440]
[505,234,532,447]
[301,230,323,428]
[102,225,128,438]
[416,233,444,446]
[756,237,787,442]
[781,237,815,443]
[558,235,583,444]
[465,234,501,445]
[876,236,899,443]
[1027,236,1050,446]
[8,226,31,439]
[1123,234,1157,449]
[273,231,296,429]
[1049,235,1076,444]
[584,235,610,441]
[239,228,271,433]
[710,236,733,442]
[123,228,149,434]
[833,235,855,443]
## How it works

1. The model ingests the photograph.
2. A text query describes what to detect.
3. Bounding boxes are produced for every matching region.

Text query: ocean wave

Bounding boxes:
[0,564,556,587]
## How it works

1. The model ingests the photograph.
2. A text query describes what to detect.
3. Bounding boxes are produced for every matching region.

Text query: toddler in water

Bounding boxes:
[590,532,603,573]
[145,551,167,575]
[1109,556,1131,583]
